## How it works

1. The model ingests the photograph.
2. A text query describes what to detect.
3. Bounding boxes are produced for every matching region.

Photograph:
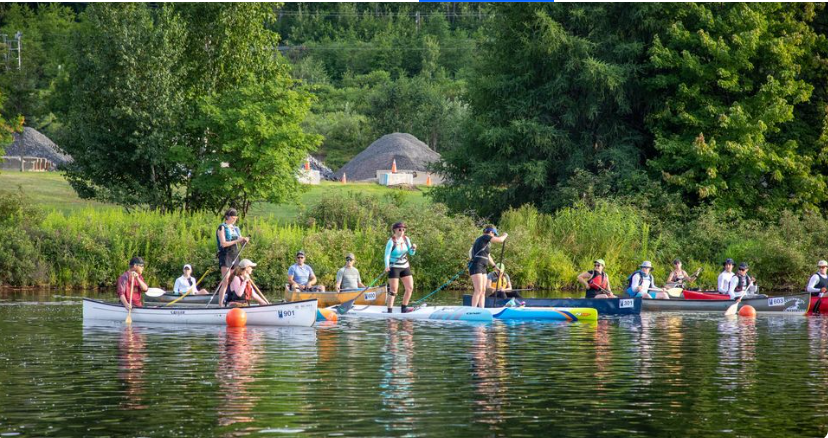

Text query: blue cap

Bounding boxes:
[483,226,499,236]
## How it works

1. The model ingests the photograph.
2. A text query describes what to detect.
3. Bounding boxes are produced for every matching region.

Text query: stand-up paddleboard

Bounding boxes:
[334,305,597,322]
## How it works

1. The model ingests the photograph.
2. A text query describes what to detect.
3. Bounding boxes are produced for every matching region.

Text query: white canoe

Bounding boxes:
[83,298,317,327]
[334,305,598,322]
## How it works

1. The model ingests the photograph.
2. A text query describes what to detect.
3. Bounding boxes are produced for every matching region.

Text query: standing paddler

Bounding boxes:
[469,225,508,308]
[217,208,250,308]
[384,222,417,313]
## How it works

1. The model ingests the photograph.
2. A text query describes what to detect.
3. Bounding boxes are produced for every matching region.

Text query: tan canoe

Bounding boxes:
[284,285,388,307]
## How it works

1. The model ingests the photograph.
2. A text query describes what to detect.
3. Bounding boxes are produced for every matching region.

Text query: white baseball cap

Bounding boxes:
[183,264,192,271]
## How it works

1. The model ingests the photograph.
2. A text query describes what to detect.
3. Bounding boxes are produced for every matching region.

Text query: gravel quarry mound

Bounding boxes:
[334,133,441,181]
[3,127,72,166]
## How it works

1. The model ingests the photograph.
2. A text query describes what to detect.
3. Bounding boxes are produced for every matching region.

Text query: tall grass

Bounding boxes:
[2,189,827,292]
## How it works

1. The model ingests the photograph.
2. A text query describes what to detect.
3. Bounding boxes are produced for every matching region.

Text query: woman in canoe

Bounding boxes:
[469,225,508,308]
[806,260,828,296]
[385,222,418,313]
[577,259,614,299]
[626,261,669,299]
[173,264,208,295]
[224,259,268,307]
[665,259,698,288]
[717,258,735,293]
[217,208,250,307]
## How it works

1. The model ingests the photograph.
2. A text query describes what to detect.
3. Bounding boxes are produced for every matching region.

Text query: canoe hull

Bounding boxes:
[462,295,641,315]
[285,286,387,307]
[681,290,767,300]
[145,293,218,305]
[642,293,810,315]
[82,298,318,327]
[337,305,597,322]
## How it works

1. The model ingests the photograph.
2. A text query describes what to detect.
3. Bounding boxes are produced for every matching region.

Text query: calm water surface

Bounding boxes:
[1,290,828,437]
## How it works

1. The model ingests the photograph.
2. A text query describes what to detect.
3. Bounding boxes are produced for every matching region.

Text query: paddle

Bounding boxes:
[336,271,389,314]
[489,239,507,309]
[206,240,249,307]
[249,279,271,305]
[666,267,702,298]
[146,288,166,297]
[813,289,826,315]
[125,274,135,325]
[725,292,746,316]
[165,268,213,307]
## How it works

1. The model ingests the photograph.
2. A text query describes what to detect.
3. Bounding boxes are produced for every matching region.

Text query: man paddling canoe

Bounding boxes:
[806,260,828,296]
[577,259,615,299]
[727,262,756,299]
[117,256,148,310]
[335,252,366,292]
[626,261,669,299]
[469,225,508,308]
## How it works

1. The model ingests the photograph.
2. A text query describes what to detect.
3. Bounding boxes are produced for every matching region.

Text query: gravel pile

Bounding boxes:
[334,133,441,181]
[304,155,335,180]
[3,127,72,167]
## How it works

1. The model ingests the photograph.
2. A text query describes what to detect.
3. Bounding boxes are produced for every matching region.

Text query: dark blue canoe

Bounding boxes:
[461,295,642,316]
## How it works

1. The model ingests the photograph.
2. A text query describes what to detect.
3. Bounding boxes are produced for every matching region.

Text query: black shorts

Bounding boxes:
[218,249,239,269]
[388,267,412,279]
[585,289,601,299]
[469,263,488,276]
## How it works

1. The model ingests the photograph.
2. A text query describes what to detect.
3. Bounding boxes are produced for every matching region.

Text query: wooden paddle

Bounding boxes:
[249,279,270,305]
[125,274,135,325]
[725,293,745,316]
[206,240,248,307]
[165,268,212,307]
[490,240,507,309]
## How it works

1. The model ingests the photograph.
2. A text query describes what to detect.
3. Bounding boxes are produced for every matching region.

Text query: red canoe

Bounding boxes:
[682,290,731,300]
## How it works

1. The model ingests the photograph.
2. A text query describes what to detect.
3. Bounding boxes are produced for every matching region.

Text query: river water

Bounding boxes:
[1,291,827,437]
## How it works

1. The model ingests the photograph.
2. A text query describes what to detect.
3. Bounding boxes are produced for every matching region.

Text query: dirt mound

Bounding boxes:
[3,127,72,166]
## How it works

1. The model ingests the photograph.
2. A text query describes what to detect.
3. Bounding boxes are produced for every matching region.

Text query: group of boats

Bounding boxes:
[82,286,820,328]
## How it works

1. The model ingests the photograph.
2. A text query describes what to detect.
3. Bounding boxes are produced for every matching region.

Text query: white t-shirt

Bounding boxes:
[174,275,197,294]
[630,272,655,294]
[717,271,735,293]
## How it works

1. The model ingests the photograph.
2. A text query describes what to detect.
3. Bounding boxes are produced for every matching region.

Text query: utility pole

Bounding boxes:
[1,31,21,70]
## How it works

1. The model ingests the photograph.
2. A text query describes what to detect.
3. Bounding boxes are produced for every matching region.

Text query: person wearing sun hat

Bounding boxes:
[717,258,736,293]
[487,263,520,298]
[727,262,756,299]
[626,261,669,299]
[806,260,828,295]
[578,259,615,299]
[173,264,208,295]
[225,259,268,306]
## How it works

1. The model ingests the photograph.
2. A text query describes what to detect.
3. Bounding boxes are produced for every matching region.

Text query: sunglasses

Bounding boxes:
[345,257,353,261]
[296,256,305,259]
[594,264,601,267]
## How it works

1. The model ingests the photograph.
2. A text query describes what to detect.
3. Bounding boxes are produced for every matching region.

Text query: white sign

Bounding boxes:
[619,299,634,309]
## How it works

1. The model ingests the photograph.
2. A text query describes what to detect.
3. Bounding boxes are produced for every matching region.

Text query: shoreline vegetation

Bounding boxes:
[1,173,826,294]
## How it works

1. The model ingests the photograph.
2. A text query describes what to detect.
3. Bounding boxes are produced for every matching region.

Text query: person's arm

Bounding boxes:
[335,269,343,292]
[357,271,365,288]
[632,273,642,293]
[117,275,131,308]
[384,240,393,271]
[807,274,821,293]
[135,273,148,292]
[486,275,495,292]
[577,272,591,288]
[717,274,727,293]
[407,238,417,255]
[666,271,676,283]
[728,276,738,299]
[307,267,317,287]
[488,255,496,267]
[173,278,184,294]
[490,233,508,244]
[505,275,512,290]
[606,277,613,295]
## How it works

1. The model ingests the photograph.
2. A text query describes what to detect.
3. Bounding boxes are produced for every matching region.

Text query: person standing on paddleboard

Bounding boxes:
[385,222,417,313]
[469,225,508,308]
[217,208,250,307]
[578,259,614,299]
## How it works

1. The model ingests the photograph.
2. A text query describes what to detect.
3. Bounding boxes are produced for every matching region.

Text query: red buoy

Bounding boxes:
[739,305,756,318]
[226,307,247,327]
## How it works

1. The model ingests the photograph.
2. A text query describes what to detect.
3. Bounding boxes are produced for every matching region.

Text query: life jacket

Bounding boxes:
[492,272,508,290]
[225,278,252,304]
[390,236,412,267]
[627,270,653,289]
[814,272,828,291]
[216,223,241,252]
[587,270,608,291]
[733,273,751,293]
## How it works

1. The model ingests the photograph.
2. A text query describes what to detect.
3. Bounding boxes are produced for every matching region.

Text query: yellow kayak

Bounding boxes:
[284,285,388,307]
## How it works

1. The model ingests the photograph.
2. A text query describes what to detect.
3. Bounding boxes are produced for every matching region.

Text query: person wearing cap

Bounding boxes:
[173,264,208,295]
[336,253,365,292]
[225,259,268,306]
[216,208,250,303]
[727,262,755,299]
[717,258,735,293]
[117,256,148,309]
[384,222,418,313]
[666,259,697,288]
[486,263,519,299]
[288,251,325,292]
[469,225,508,308]
[578,259,614,299]
[626,261,669,299]
[806,260,828,295]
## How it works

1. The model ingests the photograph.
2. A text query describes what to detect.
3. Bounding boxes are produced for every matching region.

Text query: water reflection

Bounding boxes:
[380,319,416,431]
[471,324,508,426]
[118,326,148,410]
[217,327,263,428]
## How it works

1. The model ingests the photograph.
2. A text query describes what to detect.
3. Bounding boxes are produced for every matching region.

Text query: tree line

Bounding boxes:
[2,3,828,223]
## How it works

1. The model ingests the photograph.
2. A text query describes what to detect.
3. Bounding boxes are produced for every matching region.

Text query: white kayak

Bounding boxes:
[334,305,598,322]
[83,298,318,327]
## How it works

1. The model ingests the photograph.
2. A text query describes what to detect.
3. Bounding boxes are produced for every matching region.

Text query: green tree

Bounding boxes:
[647,3,824,216]
[193,76,321,215]
[0,90,24,150]
[433,4,655,219]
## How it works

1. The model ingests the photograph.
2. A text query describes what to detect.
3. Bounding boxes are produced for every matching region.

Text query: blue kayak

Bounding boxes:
[462,295,642,316]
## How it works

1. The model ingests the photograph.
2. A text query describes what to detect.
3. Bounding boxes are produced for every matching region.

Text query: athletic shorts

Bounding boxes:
[626,287,656,299]
[469,263,488,276]
[217,249,239,269]
[585,289,601,299]
[388,266,412,279]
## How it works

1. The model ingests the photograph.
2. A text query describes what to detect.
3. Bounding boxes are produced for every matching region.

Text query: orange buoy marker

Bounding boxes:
[739,305,756,318]
[317,308,339,322]
[342,173,347,184]
[304,159,311,171]
[426,174,432,186]
[226,307,248,327]
[391,159,397,173]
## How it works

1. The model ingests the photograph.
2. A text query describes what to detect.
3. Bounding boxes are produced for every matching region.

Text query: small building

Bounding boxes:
[334,133,443,185]
[1,127,72,172]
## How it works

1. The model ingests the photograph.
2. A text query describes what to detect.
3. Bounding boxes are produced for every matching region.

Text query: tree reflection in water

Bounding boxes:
[717,316,757,391]
[470,324,508,426]
[118,326,148,410]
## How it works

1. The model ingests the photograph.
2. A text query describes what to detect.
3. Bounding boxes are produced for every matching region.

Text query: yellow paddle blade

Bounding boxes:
[667,287,683,298]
